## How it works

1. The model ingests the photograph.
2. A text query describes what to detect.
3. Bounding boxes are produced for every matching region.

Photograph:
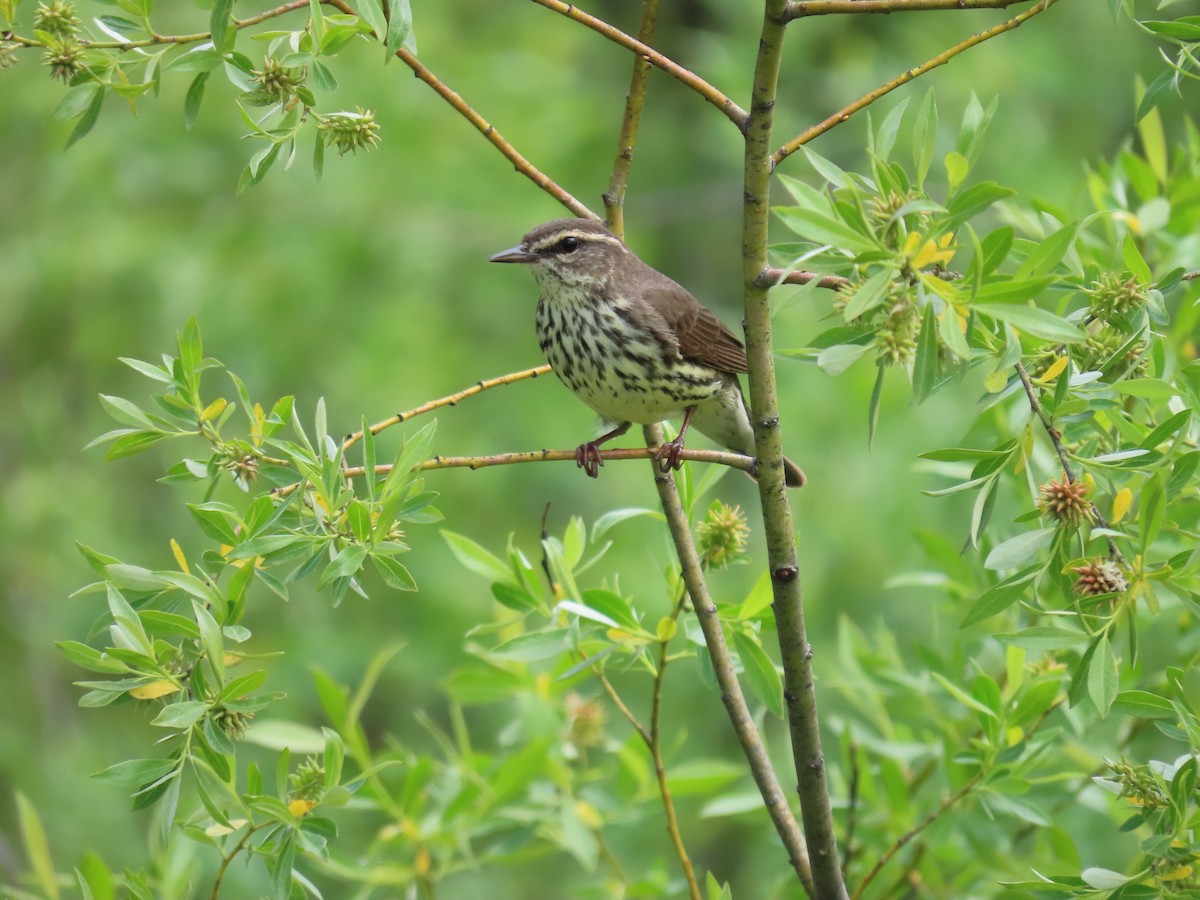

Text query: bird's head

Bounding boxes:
[489,218,629,289]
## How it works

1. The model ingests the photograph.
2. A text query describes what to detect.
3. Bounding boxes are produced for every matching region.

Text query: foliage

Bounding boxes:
[3,0,1200,898]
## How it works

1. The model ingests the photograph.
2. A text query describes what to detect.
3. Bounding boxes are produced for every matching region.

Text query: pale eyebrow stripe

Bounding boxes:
[528,231,623,252]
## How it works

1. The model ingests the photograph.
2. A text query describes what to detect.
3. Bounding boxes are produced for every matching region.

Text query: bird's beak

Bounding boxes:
[489,245,535,264]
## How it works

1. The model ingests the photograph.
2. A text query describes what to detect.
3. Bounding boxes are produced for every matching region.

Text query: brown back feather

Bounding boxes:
[638,280,749,374]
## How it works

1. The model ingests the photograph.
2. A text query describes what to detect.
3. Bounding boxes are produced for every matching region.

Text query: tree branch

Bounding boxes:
[342,365,552,452]
[643,424,816,897]
[650,588,702,900]
[771,0,1060,167]
[744,4,847,898]
[528,0,749,130]
[603,0,660,235]
[270,446,758,497]
[1013,362,1125,564]
[757,267,853,291]
[785,0,1029,18]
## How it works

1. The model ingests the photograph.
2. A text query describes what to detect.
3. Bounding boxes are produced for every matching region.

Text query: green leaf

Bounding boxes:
[184,72,209,130]
[912,88,937,187]
[384,0,414,58]
[940,182,1015,233]
[65,85,106,150]
[51,82,104,121]
[842,268,893,321]
[151,700,208,729]
[320,545,368,587]
[16,792,59,900]
[373,554,417,591]
[192,600,225,687]
[956,93,998,167]
[774,207,879,255]
[356,0,387,38]
[1113,690,1176,719]
[166,48,225,73]
[441,530,514,585]
[107,585,153,656]
[732,631,785,719]
[1136,68,1178,125]
[581,588,640,630]
[932,671,998,718]
[996,626,1089,651]
[177,317,203,386]
[1016,221,1080,279]
[1087,634,1118,717]
[961,565,1040,627]
[975,278,1054,304]
[210,0,234,51]
[911,302,938,403]
[816,343,873,377]
[867,363,885,450]
[489,630,569,662]
[973,303,1084,344]
[874,96,909,162]
[56,641,133,674]
[984,528,1055,571]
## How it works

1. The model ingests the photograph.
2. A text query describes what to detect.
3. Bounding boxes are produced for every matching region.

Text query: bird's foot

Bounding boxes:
[653,437,686,473]
[575,442,604,478]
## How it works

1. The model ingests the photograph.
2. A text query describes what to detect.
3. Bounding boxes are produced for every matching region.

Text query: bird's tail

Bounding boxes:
[691,378,807,489]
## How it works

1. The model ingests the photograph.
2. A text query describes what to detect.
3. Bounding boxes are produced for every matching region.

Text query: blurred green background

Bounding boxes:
[0,1,1181,895]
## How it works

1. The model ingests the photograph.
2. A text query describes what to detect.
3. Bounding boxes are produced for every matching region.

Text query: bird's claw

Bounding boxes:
[576,442,604,478]
[653,438,686,473]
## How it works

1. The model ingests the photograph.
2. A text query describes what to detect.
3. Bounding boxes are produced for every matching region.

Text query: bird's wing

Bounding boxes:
[640,281,749,374]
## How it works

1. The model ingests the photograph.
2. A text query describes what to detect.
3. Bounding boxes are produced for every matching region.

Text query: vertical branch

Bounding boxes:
[603,0,660,235]
[742,4,848,898]
[644,424,816,897]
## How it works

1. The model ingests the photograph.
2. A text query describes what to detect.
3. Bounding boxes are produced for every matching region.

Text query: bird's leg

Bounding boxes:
[653,407,696,473]
[576,422,632,478]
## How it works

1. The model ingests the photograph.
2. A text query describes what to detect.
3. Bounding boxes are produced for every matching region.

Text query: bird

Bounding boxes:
[489,217,806,488]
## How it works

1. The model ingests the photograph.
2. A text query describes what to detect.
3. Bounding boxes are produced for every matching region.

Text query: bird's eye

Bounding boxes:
[558,236,580,253]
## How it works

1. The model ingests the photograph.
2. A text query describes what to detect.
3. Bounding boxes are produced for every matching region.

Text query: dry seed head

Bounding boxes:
[564,693,607,749]
[1071,559,1129,597]
[1087,272,1146,324]
[253,58,306,103]
[1038,477,1094,526]
[0,42,19,71]
[42,34,86,82]
[319,107,382,156]
[35,1,80,35]
[697,501,750,570]
[288,756,325,801]
[212,705,254,741]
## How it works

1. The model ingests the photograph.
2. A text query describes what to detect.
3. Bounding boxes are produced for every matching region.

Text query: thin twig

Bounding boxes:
[342,365,552,452]
[603,0,660,235]
[590,666,651,744]
[744,3,847,898]
[1013,362,1125,564]
[1183,269,1200,281]
[758,267,853,291]
[842,742,860,879]
[210,822,264,900]
[643,424,816,898]
[270,446,757,497]
[785,0,1028,17]
[650,587,702,900]
[851,770,984,898]
[8,0,310,49]
[528,0,749,129]
[771,0,1060,167]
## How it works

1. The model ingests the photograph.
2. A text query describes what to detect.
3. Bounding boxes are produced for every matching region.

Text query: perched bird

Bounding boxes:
[489,218,806,488]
